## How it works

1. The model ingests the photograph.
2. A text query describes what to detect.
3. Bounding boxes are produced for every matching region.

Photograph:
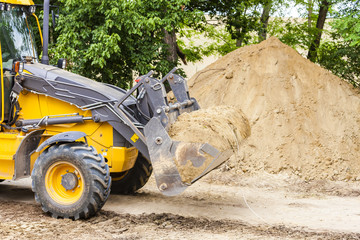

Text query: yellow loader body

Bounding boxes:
[0,90,138,180]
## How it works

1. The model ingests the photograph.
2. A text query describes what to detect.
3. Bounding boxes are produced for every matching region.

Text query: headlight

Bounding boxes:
[13,61,24,74]
[28,5,36,14]
[57,58,67,69]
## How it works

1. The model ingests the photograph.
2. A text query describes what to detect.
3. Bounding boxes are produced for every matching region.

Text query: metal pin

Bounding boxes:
[159,183,167,191]
[155,137,163,145]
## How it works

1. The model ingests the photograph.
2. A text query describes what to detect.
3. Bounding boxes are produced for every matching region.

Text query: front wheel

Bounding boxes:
[31,142,111,219]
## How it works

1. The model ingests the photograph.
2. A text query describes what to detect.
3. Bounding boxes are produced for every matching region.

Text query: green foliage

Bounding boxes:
[267,17,328,56]
[317,6,360,86]
[333,13,360,46]
[318,41,360,86]
[45,0,203,88]
[177,24,238,62]
[180,0,280,60]
[266,0,329,55]
[189,0,266,46]
[267,17,309,51]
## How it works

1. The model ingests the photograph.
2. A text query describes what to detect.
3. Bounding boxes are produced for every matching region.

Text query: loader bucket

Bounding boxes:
[144,117,233,196]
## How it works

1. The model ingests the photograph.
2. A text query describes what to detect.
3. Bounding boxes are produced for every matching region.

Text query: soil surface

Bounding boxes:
[0,175,359,239]
[169,105,250,183]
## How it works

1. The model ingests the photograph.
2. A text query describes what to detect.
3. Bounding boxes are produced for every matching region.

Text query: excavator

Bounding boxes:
[0,0,231,219]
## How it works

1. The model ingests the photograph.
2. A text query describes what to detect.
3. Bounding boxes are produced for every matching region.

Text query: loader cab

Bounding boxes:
[0,1,39,123]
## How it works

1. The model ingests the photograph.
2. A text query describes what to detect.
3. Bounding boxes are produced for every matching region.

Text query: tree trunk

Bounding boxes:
[236,38,243,47]
[235,28,241,47]
[163,29,177,63]
[235,27,246,47]
[163,29,187,65]
[307,0,330,62]
[308,0,312,29]
[176,44,187,65]
[258,1,272,42]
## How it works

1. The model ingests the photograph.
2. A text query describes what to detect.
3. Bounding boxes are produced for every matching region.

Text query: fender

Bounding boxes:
[36,131,87,153]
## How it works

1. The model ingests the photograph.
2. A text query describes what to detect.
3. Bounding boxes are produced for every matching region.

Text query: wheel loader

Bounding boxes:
[0,0,231,219]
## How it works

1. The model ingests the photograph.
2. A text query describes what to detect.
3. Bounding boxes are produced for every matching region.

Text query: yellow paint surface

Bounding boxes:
[0,0,34,6]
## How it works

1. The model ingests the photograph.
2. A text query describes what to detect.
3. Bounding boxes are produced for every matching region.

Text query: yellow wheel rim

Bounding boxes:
[45,161,84,205]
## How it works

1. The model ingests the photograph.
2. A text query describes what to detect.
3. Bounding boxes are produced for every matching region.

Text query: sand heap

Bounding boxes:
[188,36,360,181]
[169,106,250,183]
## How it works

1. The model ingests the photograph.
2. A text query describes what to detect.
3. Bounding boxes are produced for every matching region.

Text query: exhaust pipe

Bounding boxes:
[41,0,50,65]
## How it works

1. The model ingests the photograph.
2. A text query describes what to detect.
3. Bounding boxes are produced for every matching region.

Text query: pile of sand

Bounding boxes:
[188,36,360,181]
[169,106,250,183]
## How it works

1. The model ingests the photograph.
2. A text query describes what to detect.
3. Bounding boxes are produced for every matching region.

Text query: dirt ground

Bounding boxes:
[0,173,359,240]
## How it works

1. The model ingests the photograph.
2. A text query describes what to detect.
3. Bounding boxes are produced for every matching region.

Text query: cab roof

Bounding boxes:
[0,0,34,6]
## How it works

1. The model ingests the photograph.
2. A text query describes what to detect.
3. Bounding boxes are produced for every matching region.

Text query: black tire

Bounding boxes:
[31,142,111,220]
[111,153,152,194]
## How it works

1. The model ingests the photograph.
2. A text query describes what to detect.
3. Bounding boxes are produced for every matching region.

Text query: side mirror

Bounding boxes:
[57,58,66,69]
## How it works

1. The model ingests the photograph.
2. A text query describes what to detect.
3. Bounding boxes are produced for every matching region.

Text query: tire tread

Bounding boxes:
[111,154,152,194]
[31,142,111,220]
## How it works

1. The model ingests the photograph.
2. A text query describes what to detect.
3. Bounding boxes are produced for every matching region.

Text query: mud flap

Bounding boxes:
[13,130,45,180]
[144,118,233,196]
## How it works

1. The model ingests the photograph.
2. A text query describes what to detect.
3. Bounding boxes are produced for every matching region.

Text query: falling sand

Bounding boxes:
[169,106,250,183]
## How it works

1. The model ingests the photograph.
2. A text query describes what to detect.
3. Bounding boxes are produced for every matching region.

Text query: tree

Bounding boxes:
[189,0,265,47]
[42,0,203,88]
[307,0,330,61]
[332,0,360,46]
[258,0,273,41]
[317,0,360,86]
[267,0,334,60]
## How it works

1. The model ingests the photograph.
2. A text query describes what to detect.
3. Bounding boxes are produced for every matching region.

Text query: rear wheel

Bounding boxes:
[111,153,152,194]
[31,142,111,219]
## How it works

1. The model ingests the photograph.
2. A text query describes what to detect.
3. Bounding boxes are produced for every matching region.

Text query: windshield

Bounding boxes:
[0,6,38,69]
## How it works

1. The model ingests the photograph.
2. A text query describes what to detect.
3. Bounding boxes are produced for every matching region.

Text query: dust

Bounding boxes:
[189,36,360,182]
[169,106,250,183]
